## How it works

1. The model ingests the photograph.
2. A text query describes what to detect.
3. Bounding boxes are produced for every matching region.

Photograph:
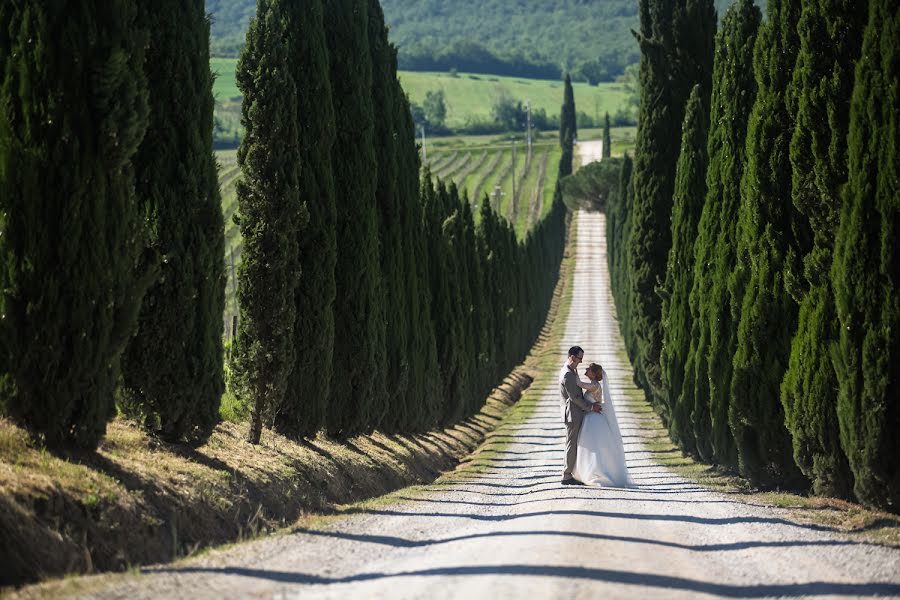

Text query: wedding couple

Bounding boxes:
[559,346,635,487]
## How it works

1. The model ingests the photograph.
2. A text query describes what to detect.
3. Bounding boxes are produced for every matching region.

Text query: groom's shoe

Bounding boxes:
[561,478,585,486]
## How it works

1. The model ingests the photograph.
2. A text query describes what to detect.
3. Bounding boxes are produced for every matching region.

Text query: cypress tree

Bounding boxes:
[324,0,387,438]
[686,0,760,464]
[559,74,577,178]
[367,0,409,432]
[477,198,500,385]
[460,198,488,407]
[0,1,151,448]
[396,92,440,432]
[121,0,226,444]
[660,85,708,452]
[729,0,806,486]
[603,113,612,159]
[831,0,900,509]
[274,0,338,440]
[447,184,475,418]
[781,0,866,497]
[231,0,305,445]
[611,154,634,323]
[423,178,462,422]
[628,0,716,410]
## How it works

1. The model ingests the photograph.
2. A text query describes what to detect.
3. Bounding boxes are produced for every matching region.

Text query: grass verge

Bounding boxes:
[611,343,900,548]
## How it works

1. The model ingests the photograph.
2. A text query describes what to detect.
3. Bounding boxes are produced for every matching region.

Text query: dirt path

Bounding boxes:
[49,210,899,600]
[576,139,604,166]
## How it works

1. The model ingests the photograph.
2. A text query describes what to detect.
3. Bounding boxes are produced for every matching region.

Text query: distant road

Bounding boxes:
[576,139,604,166]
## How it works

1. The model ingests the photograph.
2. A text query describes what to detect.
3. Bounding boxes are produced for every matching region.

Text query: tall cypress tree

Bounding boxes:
[729,0,806,486]
[460,197,487,409]
[611,154,634,327]
[231,0,305,445]
[396,91,440,432]
[685,0,761,465]
[0,1,151,448]
[477,198,500,385]
[780,0,866,497]
[603,113,612,159]
[324,0,387,438]
[831,0,900,509]
[558,74,577,178]
[121,0,226,444]
[447,184,475,419]
[628,0,716,410]
[368,0,408,432]
[660,84,708,452]
[274,0,338,440]
[423,178,461,422]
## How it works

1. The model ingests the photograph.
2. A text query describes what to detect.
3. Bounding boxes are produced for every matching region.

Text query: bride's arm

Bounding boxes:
[575,379,600,392]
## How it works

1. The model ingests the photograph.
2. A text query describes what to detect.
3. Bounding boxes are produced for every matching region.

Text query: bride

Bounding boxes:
[572,362,635,487]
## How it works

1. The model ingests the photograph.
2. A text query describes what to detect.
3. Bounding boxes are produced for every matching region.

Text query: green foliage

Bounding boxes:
[603,114,612,159]
[209,0,642,80]
[831,0,900,509]
[729,0,806,486]
[368,0,409,432]
[120,0,226,444]
[273,0,338,440]
[686,0,760,465]
[324,0,387,439]
[781,0,866,498]
[423,89,448,129]
[394,88,442,433]
[0,1,152,448]
[660,85,708,453]
[231,0,306,445]
[628,0,716,412]
[559,158,624,212]
[558,74,577,179]
[608,155,634,343]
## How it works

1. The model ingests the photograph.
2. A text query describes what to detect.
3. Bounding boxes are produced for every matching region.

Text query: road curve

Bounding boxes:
[66,210,900,600]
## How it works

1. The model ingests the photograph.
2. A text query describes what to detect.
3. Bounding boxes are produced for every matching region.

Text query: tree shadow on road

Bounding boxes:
[145,563,900,597]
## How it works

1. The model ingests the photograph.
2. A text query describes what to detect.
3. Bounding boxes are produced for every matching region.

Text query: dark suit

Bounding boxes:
[559,364,594,479]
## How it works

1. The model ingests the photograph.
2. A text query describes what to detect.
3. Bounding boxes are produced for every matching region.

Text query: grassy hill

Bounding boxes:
[206,0,751,83]
[210,59,635,141]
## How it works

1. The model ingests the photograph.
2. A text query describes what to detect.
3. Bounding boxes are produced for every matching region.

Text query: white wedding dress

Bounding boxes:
[573,371,635,487]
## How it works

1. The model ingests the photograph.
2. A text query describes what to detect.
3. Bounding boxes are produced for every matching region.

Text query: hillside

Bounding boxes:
[207,0,749,82]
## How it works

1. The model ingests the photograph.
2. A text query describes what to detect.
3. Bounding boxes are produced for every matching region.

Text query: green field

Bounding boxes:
[211,58,241,102]
[210,59,632,132]
[398,71,630,129]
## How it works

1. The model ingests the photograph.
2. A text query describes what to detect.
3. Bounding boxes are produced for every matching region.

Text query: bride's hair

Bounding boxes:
[585,363,603,380]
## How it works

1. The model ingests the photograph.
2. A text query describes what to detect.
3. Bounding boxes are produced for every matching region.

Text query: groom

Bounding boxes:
[559,346,602,485]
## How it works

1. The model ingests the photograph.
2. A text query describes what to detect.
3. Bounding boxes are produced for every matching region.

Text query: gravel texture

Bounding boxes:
[57,207,900,600]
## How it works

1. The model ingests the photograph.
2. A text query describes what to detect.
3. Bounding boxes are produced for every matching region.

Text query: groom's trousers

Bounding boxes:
[563,417,584,479]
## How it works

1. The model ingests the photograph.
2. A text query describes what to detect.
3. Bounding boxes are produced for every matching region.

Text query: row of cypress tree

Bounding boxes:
[608,0,898,511]
[214,0,570,444]
[0,1,225,448]
[0,0,567,450]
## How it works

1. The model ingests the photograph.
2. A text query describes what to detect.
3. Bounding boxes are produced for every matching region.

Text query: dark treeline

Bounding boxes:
[0,0,567,449]
[607,0,899,511]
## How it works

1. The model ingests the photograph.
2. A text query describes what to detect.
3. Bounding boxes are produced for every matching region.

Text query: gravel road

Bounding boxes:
[66,209,900,600]
[576,139,604,166]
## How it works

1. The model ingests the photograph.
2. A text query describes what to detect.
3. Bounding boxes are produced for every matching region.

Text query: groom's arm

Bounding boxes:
[563,370,593,412]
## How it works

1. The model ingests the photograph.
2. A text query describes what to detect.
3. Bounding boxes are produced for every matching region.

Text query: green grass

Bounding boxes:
[211,58,242,102]
[209,59,631,133]
[398,71,630,129]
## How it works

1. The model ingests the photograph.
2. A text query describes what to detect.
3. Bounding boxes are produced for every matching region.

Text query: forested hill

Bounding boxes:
[207,0,748,83]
